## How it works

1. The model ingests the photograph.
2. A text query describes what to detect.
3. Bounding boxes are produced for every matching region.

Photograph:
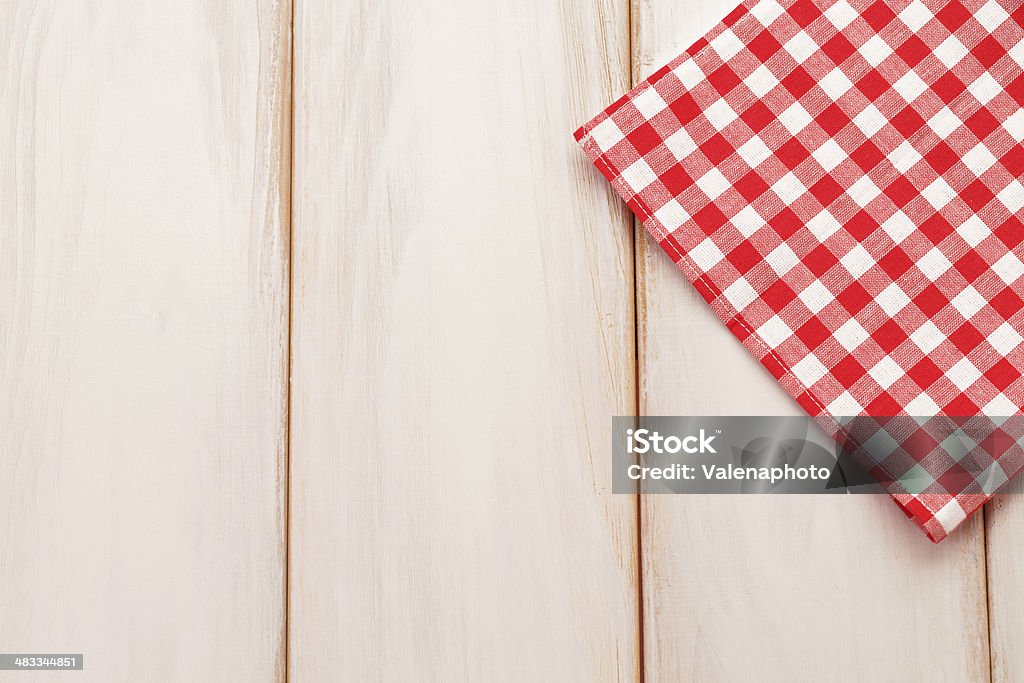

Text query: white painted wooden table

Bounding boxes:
[1,0,1017,680]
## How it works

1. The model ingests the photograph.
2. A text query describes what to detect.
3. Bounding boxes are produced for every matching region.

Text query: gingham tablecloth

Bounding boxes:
[576,0,1024,541]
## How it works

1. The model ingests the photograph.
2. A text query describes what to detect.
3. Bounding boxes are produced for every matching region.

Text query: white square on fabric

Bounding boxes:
[757,315,794,346]
[654,200,690,231]
[711,29,745,61]
[869,356,904,389]
[772,171,806,203]
[928,107,961,138]
[848,176,881,208]
[813,140,847,171]
[750,0,786,25]
[835,319,870,351]
[976,0,1010,31]
[672,59,704,88]
[984,394,1019,418]
[779,102,813,134]
[997,180,1024,212]
[951,286,987,319]
[1010,40,1024,69]
[690,237,725,271]
[799,281,833,313]
[828,391,864,416]
[934,35,969,68]
[864,430,903,460]
[978,461,1010,493]
[854,104,888,137]
[899,0,933,30]
[745,65,779,97]
[922,177,956,210]
[785,31,819,62]
[877,282,911,316]
[860,35,892,66]
[765,243,799,275]
[962,143,998,176]
[633,87,669,118]
[664,128,698,161]
[889,140,923,173]
[968,72,1001,105]
[956,215,990,247]
[917,247,953,280]
[824,0,858,29]
[882,211,917,244]
[732,206,766,237]
[736,136,773,167]
[893,71,928,103]
[807,209,842,241]
[946,357,982,391]
[906,393,941,415]
[840,244,875,278]
[590,118,625,152]
[696,167,731,199]
[792,355,830,386]
[993,251,1024,284]
[819,68,855,100]
[724,278,759,310]
[911,320,945,353]
[705,99,738,130]
[934,499,967,530]
[621,158,658,193]
[988,322,1024,355]
[1004,110,1024,141]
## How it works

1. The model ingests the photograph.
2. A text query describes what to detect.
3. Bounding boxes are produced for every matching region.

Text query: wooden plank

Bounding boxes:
[985,492,1023,681]
[289,0,638,680]
[632,1,990,680]
[0,2,290,680]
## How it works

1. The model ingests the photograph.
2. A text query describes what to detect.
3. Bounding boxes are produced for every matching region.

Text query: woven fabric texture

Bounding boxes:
[576,0,1024,541]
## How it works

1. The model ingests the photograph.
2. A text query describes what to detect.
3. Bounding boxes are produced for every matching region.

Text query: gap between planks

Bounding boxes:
[629,3,646,683]
[284,0,296,681]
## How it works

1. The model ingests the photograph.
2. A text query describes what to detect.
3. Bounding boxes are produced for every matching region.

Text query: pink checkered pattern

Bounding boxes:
[576,0,1024,541]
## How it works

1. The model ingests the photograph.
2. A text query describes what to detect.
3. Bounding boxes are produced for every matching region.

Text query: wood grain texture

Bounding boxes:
[0,2,290,681]
[633,0,990,680]
[289,0,638,680]
[985,489,1024,682]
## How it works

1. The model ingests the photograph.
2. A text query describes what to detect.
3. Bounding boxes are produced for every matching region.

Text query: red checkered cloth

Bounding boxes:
[575,0,1024,541]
